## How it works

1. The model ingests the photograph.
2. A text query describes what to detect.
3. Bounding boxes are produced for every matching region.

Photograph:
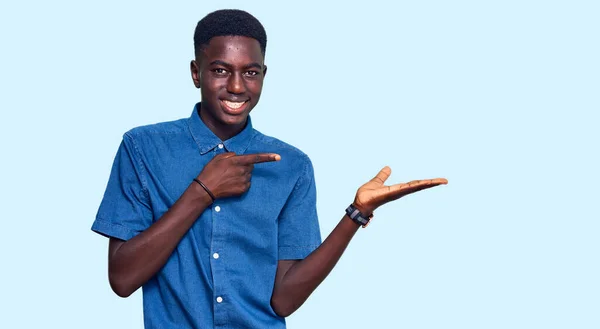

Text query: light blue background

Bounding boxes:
[1,1,598,328]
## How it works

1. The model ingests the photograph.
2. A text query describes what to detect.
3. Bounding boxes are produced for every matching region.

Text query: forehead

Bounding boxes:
[201,36,263,64]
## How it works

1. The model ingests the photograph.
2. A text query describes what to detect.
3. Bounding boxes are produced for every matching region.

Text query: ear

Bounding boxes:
[190,60,201,88]
[263,64,267,78]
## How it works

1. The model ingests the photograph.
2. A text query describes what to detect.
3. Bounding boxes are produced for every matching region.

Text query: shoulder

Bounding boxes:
[255,131,311,160]
[123,118,189,142]
[124,118,189,137]
[252,130,314,176]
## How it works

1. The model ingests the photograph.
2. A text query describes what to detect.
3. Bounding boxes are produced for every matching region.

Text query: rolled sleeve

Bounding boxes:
[277,156,322,260]
[91,133,153,241]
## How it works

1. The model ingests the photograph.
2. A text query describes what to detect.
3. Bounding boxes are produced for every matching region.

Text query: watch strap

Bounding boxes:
[346,204,373,228]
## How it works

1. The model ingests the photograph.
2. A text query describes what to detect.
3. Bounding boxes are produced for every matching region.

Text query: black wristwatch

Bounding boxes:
[345,204,373,228]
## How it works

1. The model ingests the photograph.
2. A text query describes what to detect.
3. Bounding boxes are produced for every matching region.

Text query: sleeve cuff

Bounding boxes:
[91,217,139,241]
[278,245,320,260]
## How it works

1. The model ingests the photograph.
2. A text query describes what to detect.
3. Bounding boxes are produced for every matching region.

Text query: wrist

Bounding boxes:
[193,177,216,202]
[352,200,373,218]
[188,180,214,206]
[346,203,373,228]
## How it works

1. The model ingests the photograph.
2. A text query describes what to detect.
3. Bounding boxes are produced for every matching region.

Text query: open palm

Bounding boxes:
[354,166,448,215]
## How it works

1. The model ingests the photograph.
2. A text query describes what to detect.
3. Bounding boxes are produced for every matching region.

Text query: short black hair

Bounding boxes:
[194,9,267,56]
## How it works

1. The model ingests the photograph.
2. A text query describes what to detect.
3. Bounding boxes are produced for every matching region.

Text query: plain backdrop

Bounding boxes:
[1,1,598,328]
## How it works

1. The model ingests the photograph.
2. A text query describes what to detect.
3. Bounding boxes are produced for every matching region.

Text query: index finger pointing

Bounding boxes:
[236,153,281,164]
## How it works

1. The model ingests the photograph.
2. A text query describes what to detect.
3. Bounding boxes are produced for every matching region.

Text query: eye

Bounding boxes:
[212,68,228,75]
[244,70,260,77]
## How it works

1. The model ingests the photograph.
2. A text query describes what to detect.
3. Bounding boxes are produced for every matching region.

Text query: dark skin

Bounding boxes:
[107,36,448,317]
[191,35,267,140]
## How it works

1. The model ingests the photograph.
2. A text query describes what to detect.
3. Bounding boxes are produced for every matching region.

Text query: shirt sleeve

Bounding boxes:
[277,156,322,260]
[91,133,153,241]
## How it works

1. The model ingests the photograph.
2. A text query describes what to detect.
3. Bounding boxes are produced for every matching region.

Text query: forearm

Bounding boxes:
[109,183,212,297]
[271,212,365,316]
[270,167,447,316]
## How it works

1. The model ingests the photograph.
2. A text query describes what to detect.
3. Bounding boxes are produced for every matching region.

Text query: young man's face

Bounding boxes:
[191,36,266,128]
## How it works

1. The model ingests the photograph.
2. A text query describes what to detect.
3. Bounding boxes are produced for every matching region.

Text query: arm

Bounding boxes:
[270,213,361,317]
[270,166,447,317]
[108,182,212,297]
[107,152,280,297]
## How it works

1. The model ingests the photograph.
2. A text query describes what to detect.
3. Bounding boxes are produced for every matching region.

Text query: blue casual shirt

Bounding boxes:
[92,103,322,329]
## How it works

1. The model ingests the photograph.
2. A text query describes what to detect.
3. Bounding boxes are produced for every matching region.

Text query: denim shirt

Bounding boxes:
[92,104,322,328]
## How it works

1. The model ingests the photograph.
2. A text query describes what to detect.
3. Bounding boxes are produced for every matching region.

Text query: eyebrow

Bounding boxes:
[244,62,263,70]
[209,60,262,70]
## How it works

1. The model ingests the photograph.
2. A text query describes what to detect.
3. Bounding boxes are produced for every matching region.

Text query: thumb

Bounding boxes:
[370,166,391,185]
[219,152,237,159]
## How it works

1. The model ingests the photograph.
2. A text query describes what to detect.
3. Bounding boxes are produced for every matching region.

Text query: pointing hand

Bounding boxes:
[197,152,281,199]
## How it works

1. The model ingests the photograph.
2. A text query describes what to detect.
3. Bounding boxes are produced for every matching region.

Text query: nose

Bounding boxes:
[226,72,245,95]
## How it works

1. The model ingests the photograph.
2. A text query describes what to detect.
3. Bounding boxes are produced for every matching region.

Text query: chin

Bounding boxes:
[218,111,250,126]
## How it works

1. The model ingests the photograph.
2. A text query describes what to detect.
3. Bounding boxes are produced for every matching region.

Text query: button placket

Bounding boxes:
[212,201,225,312]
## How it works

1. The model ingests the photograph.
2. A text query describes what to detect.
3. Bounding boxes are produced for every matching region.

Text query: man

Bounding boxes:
[92,9,447,329]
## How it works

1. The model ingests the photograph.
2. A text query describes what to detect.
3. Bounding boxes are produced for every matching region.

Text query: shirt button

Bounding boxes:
[214,206,221,212]
[216,296,223,303]
[213,253,220,259]
[218,144,224,149]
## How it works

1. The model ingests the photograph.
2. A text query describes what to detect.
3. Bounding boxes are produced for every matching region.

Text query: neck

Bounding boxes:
[198,105,247,141]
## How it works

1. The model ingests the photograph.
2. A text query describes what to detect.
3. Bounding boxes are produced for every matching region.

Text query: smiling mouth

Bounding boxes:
[221,100,249,114]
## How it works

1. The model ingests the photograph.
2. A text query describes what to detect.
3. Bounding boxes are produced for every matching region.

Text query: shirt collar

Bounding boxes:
[188,103,256,155]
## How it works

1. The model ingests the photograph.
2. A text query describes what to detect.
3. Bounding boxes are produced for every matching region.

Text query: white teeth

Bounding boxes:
[223,100,245,109]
